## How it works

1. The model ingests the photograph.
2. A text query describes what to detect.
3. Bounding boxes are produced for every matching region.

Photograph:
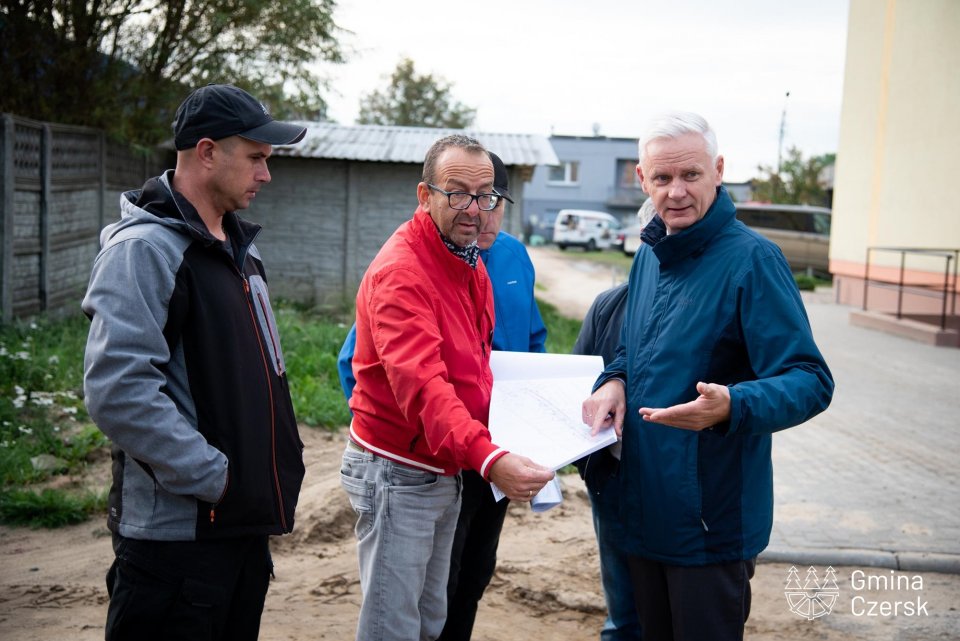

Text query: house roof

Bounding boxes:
[272,122,558,167]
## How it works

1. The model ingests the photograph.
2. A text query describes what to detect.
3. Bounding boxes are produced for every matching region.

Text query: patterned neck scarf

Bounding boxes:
[439,232,480,269]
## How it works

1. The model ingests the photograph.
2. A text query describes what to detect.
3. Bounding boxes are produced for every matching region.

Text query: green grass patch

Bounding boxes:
[274,305,353,429]
[570,248,634,272]
[538,298,583,354]
[0,315,95,486]
[0,488,107,528]
[794,273,832,291]
[1,314,109,528]
[0,293,585,528]
[0,304,357,528]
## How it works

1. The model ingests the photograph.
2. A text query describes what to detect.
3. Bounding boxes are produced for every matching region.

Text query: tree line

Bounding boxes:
[1,0,343,144]
[2,3,830,205]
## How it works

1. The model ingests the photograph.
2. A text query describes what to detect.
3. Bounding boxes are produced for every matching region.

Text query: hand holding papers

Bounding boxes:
[486,453,554,503]
[487,352,618,509]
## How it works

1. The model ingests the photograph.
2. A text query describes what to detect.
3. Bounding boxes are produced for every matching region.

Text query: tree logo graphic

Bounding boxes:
[784,566,840,620]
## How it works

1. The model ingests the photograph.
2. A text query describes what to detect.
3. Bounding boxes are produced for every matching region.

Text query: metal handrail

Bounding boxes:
[862,247,959,330]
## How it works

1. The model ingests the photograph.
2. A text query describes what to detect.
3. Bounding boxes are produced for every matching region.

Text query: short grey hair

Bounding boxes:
[638,111,718,162]
[637,198,658,227]
[422,134,488,184]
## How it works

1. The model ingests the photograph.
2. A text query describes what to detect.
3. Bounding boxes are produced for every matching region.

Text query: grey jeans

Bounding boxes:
[340,443,462,641]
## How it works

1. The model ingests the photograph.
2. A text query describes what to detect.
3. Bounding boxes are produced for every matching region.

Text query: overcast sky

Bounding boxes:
[321,0,851,182]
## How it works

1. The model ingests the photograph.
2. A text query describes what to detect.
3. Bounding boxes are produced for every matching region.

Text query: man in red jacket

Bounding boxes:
[341,134,554,641]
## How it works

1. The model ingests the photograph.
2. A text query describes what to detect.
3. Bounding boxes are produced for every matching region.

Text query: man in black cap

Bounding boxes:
[82,84,307,641]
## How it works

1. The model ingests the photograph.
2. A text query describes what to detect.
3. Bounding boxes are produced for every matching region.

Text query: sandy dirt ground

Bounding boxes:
[2,246,958,640]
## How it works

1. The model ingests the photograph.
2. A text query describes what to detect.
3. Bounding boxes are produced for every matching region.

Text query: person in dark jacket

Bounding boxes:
[572,199,659,641]
[82,84,308,641]
[573,282,640,641]
[582,111,834,641]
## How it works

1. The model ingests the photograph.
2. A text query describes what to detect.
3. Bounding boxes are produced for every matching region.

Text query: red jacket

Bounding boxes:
[349,207,507,478]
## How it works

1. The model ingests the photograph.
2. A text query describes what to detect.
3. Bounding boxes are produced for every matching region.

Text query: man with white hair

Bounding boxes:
[582,112,833,640]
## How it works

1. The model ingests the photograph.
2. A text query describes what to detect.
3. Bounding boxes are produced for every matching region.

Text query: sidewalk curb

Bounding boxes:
[760,547,960,574]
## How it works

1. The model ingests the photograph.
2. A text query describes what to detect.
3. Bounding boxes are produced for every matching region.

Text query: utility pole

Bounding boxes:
[775,91,790,201]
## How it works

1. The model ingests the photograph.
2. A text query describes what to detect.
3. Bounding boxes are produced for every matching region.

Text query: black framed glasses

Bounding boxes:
[427,184,501,211]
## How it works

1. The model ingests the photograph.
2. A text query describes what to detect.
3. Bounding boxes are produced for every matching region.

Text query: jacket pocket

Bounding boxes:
[247,274,286,377]
[340,450,376,540]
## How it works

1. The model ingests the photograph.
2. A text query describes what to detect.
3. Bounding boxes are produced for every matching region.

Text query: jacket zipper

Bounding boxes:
[210,471,230,524]
[241,275,287,532]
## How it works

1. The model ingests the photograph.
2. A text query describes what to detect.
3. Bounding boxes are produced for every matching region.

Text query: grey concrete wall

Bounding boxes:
[244,158,423,308]
[1,116,529,318]
[248,157,528,308]
[0,114,166,321]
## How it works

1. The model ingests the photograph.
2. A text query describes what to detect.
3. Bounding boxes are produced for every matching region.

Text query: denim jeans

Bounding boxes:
[340,443,462,641]
[583,449,642,641]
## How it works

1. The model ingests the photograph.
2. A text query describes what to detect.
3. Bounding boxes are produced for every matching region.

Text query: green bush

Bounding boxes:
[794,273,832,291]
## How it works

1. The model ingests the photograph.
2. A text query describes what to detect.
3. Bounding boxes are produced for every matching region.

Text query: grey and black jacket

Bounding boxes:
[82,170,304,541]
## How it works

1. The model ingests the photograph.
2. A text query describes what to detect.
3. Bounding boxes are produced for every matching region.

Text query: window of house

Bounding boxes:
[616,159,641,188]
[548,161,580,185]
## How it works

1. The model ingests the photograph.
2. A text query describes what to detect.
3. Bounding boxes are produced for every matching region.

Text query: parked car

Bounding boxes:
[735,203,832,275]
[529,211,558,244]
[621,224,644,256]
[620,203,830,273]
[553,209,622,251]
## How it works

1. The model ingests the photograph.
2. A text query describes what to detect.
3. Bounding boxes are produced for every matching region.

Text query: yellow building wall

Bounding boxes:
[831,0,960,291]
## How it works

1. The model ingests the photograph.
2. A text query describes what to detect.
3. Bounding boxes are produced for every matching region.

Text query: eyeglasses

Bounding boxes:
[427,184,501,211]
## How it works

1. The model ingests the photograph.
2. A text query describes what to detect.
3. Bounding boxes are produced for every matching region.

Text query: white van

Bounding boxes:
[553,209,622,251]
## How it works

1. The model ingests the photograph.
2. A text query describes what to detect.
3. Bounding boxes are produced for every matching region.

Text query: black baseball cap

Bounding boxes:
[489,152,514,203]
[173,84,307,150]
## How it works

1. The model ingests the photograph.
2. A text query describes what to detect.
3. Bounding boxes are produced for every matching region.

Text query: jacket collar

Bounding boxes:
[645,186,736,267]
[133,170,262,249]
[412,207,481,283]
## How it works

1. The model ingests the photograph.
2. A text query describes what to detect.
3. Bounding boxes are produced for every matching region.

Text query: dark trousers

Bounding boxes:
[627,555,756,641]
[438,470,509,641]
[105,533,273,641]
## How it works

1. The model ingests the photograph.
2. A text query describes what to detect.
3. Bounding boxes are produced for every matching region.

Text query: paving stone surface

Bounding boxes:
[768,294,960,564]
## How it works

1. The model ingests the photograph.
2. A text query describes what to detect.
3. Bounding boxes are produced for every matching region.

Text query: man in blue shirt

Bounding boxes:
[337,152,546,640]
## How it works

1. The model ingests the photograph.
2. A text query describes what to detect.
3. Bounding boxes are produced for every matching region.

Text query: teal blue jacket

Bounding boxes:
[596,187,833,565]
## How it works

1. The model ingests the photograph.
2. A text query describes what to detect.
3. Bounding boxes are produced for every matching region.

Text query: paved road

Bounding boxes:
[767,292,960,572]
[528,247,960,572]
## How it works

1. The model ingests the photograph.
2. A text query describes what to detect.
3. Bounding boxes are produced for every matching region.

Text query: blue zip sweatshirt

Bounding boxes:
[338,231,546,399]
[596,186,833,565]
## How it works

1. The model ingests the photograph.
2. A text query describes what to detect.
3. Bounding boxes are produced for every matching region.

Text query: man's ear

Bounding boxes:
[636,163,650,195]
[195,139,217,168]
[714,155,725,184]
[417,182,431,211]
